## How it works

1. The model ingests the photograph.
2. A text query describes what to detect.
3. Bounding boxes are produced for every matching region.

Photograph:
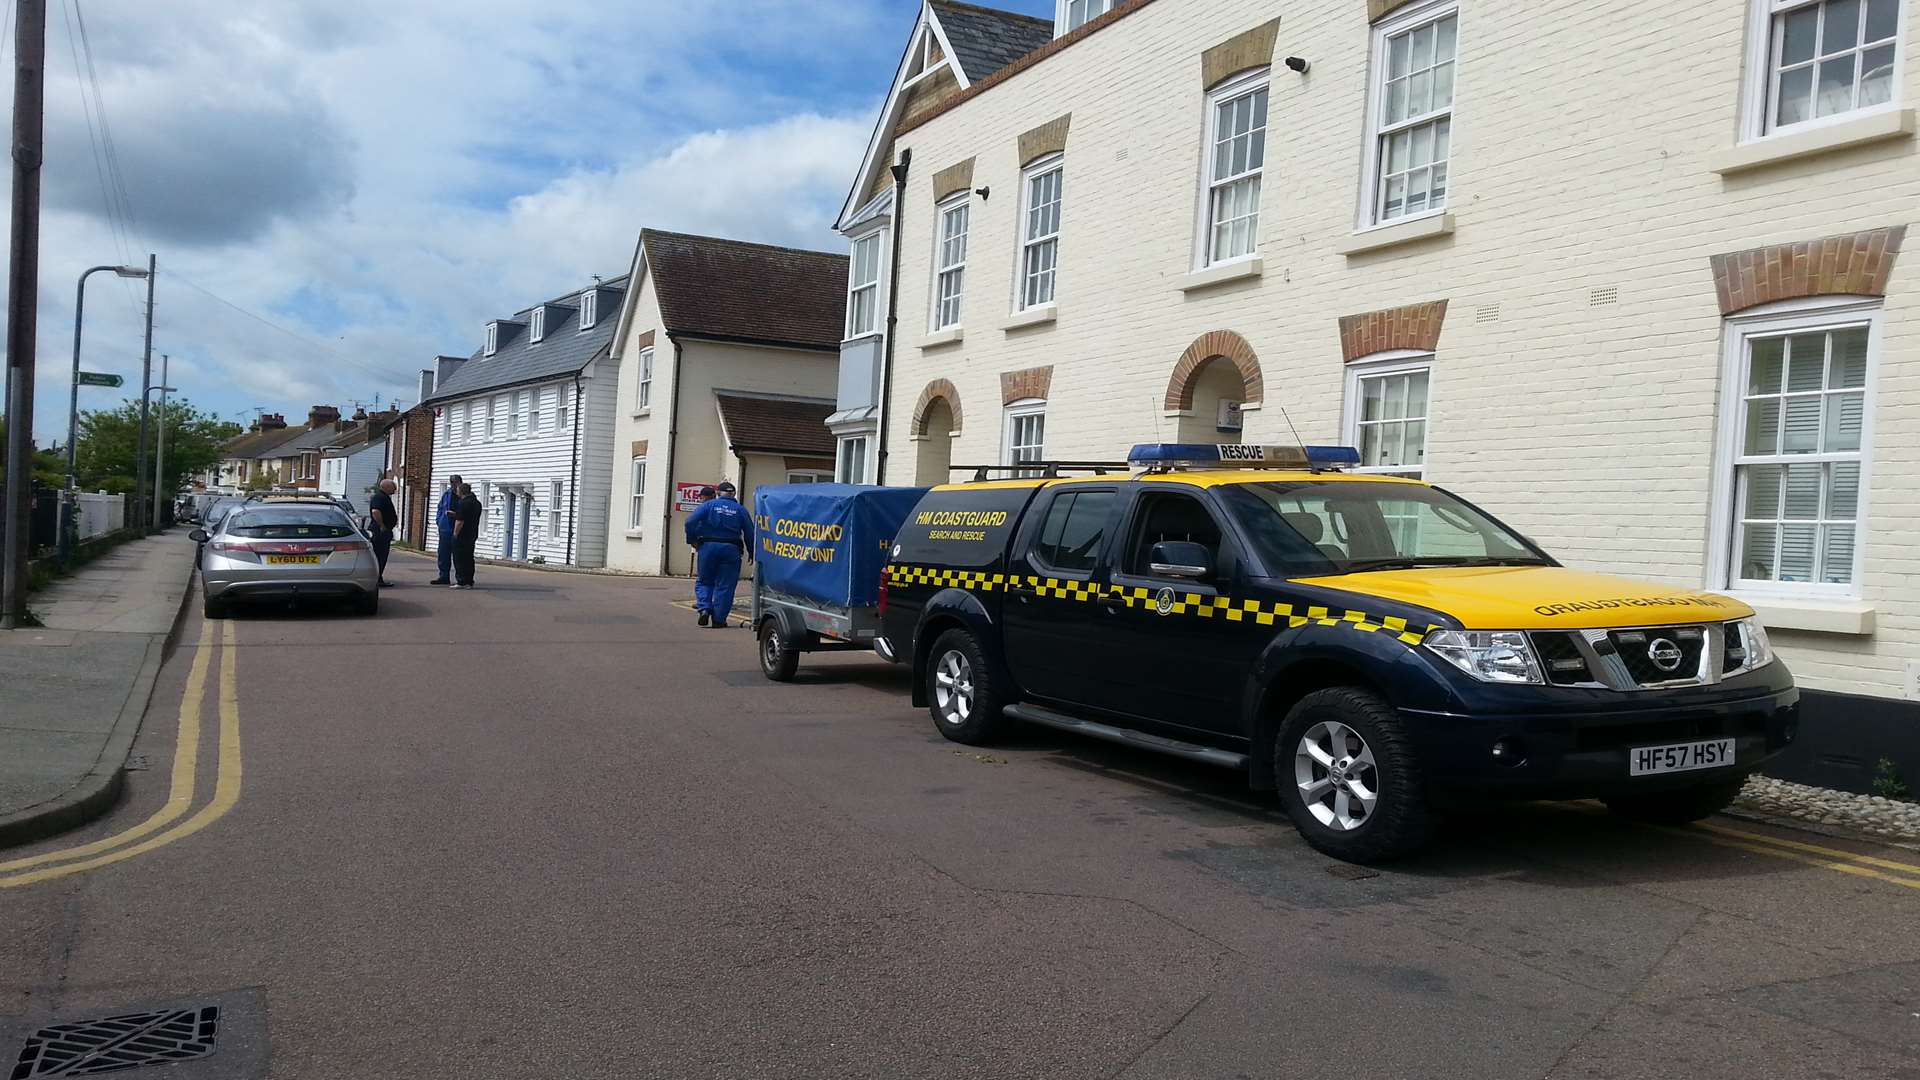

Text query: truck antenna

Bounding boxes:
[1274,400,1309,454]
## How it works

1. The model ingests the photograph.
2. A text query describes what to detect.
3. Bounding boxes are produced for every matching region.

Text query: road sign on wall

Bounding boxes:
[77,372,124,387]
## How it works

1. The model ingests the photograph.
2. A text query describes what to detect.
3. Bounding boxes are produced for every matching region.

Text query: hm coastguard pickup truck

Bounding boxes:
[877,444,1798,862]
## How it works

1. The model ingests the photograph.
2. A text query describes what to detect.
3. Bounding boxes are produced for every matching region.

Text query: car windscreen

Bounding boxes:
[224,507,356,539]
[1215,481,1548,578]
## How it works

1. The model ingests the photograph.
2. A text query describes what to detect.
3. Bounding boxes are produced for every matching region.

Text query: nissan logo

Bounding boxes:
[1647,637,1684,673]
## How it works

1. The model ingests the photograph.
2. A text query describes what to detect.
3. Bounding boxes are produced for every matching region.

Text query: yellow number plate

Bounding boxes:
[265,555,323,565]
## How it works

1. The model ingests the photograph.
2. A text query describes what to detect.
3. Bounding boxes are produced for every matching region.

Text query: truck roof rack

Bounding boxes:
[950,461,1132,483]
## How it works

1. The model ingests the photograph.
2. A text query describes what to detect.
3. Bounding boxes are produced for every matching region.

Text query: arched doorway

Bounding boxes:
[1165,330,1264,444]
[911,379,963,485]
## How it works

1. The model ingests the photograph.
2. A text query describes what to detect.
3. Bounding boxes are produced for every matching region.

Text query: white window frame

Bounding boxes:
[549,479,565,532]
[635,347,654,412]
[931,194,970,331]
[785,470,834,484]
[1003,399,1047,474]
[1707,297,1881,599]
[556,389,571,431]
[1356,0,1459,231]
[578,290,597,331]
[489,395,507,440]
[1741,0,1906,141]
[837,436,870,484]
[514,390,530,438]
[529,307,546,344]
[1015,154,1063,311]
[448,405,463,447]
[1195,68,1270,267]
[1341,352,1434,479]
[629,457,648,531]
[484,322,498,357]
[846,232,884,339]
[1056,0,1113,35]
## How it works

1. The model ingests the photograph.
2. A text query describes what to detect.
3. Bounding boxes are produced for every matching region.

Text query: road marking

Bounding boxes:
[1690,821,1920,879]
[1677,828,1920,891]
[0,622,214,874]
[0,622,244,889]
[1557,801,1920,889]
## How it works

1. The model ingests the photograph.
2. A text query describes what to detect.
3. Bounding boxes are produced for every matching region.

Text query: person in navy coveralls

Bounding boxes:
[683,481,754,628]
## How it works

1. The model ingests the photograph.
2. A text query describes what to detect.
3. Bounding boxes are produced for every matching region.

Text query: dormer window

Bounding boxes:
[1058,0,1113,35]
[579,290,597,331]
[530,307,546,344]
[484,321,499,357]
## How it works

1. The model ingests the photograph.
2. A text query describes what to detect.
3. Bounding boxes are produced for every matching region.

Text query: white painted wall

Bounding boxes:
[861,0,1920,700]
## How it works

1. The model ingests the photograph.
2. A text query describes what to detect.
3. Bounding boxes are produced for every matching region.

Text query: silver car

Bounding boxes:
[191,503,380,618]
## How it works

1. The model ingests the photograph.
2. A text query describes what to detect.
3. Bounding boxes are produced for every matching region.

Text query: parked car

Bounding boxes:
[875,443,1798,862]
[191,503,380,618]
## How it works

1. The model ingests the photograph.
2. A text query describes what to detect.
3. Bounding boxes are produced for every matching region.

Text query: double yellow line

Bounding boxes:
[0,621,244,889]
[1677,819,1920,891]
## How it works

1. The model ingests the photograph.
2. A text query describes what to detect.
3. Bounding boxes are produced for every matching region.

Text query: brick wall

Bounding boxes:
[865,0,1920,700]
[398,404,435,548]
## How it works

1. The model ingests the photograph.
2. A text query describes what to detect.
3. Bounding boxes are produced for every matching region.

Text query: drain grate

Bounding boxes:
[10,1007,219,1077]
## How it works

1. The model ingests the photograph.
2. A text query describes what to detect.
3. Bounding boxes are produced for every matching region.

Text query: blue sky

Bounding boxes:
[3,0,1052,442]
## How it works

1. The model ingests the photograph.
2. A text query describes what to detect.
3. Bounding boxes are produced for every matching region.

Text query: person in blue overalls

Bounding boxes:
[429,473,463,585]
[684,480,754,629]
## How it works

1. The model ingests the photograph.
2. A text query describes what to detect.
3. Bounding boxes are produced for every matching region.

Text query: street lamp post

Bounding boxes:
[61,262,149,561]
[151,354,170,530]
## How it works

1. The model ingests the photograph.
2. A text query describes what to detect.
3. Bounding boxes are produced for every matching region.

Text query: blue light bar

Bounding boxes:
[1126,444,1360,470]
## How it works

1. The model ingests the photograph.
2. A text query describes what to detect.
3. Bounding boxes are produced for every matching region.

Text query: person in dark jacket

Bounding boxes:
[367,478,398,587]
[451,482,483,589]
[682,481,754,628]
[430,474,462,584]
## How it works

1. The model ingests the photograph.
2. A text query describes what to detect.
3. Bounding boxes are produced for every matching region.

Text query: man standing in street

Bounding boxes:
[689,485,715,617]
[430,474,462,585]
[367,478,399,588]
[683,480,753,628]
[451,482,483,589]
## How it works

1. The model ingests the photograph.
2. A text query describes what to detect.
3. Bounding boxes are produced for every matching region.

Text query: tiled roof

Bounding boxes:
[713,393,836,456]
[426,275,630,403]
[644,231,847,350]
[271,424,353,455]
[931,1,1054,83]
[222,425,305,460]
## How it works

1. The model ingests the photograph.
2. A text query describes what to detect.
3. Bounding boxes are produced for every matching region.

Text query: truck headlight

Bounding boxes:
[1726,618,1775,674]
[1424,630,1544,684]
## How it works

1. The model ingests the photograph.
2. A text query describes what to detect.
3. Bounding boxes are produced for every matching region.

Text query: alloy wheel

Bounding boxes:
[1294,720,1379,831]
[933,649,974,725]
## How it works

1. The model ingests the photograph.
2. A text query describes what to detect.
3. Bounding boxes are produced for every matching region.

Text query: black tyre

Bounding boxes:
[203,594,228,620]
[355,591,379,616]
[759,618,799,682]
[925,629,1006,746]
[1276,687,1433,863]
[1603,778,1746,825]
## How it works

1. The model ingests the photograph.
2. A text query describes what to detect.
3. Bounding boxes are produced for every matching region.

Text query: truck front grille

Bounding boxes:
[1529,631,1593,686]
[1607,626,1707,686]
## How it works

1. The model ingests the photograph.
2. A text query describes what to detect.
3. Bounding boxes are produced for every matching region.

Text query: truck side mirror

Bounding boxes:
[1149,541,1213,579]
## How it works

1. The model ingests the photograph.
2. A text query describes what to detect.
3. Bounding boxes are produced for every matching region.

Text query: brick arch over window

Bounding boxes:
[1709,225,1905,315]
[912,378,964,436]
[1165,330,1264,411]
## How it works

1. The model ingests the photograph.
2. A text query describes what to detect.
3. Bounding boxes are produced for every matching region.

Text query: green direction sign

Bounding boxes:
[77,371,124,388]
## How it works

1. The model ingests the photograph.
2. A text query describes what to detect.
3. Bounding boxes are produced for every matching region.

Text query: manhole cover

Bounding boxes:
[10,1006,218,1077]
[123,756,150,772]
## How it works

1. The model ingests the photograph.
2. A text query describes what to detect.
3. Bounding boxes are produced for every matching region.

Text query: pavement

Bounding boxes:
[3,555,1920,1078]
[0,532,196,847]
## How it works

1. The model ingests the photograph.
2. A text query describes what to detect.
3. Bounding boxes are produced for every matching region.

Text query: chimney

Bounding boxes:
[418,369,434,404]
[351,406,368,421]
[258,413,287,431]
[307,405,341,429]
[433,355,466,394]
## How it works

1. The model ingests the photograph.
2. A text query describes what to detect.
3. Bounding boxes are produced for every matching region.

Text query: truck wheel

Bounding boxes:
[1603,778,1746,825]
[926,629,1005,746]
[1276,687,1433,863]
[759,619,799,682]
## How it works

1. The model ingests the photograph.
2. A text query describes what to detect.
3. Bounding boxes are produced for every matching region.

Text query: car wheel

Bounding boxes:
[203,594,227,620]
[1603,778,1746,825]
[758,619,799,682]
[1276,687,1433,863]
[355,591,379,616]
[926,629,1005,746]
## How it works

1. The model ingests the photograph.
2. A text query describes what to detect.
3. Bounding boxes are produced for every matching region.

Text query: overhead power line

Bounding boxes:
[168,272,408,389]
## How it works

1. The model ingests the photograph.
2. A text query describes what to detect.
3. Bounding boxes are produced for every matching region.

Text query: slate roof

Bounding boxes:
[222,425,306,460]
[931,1,1054,83]
[714,393,836,456]
[270,423,353,456]
[644,231,847,351]
[426,275,630,404]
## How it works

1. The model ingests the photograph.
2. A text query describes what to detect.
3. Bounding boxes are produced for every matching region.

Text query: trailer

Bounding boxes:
[750,483,928,681]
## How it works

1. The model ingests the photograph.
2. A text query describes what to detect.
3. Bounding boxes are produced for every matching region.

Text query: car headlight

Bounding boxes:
[1726,617,1775,674]
[1423,629,1544,684]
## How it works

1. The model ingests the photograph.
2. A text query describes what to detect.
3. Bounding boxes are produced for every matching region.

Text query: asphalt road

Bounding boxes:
[4,553,1920,1079]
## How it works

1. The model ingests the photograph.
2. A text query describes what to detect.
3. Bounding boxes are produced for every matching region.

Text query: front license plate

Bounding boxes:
[265,555,323,565]
[1630,738,1735,777]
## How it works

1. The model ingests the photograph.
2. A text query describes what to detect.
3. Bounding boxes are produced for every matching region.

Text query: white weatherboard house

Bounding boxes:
[425,276,628,567]
[602,230,846,576]
[319,411,400,505]
[831,0,1920,790]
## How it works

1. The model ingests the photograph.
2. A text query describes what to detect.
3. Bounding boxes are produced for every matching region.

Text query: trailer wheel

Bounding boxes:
[759,618,799,682]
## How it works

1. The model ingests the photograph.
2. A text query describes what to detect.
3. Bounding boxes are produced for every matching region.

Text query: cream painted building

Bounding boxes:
[603,230,847,575]
[830,0,1919,788]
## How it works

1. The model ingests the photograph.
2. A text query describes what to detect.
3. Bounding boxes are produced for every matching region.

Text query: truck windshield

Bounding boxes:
[1216,481,1548,578]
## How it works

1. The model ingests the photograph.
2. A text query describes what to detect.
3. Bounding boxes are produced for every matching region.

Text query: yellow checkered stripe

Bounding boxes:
[887,565,1435,645]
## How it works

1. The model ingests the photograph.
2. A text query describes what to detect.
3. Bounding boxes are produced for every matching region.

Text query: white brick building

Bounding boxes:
[830,0,1919,787]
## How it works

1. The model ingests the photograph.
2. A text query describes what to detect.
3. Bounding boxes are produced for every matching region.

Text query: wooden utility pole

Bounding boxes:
[2,0,48,629]
[135,252,155,531]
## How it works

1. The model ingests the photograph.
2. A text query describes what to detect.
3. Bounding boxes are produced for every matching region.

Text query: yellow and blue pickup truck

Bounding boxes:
[876,444,1799,862]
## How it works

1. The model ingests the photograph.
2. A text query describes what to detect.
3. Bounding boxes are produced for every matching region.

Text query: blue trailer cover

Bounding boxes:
[754,484,929,609]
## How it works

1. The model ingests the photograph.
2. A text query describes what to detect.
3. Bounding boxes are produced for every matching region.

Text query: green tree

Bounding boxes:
[72,399,242,497]
[0,415,66,487]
